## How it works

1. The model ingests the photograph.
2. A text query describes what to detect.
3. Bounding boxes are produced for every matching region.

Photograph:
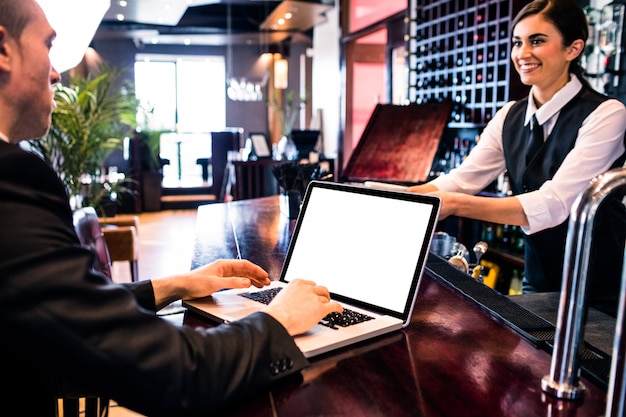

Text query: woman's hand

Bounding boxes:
[427,191,457,220]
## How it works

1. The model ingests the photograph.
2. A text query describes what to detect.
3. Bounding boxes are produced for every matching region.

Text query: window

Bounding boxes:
[134,54,226,186]
[135,54,226,132]
[135,60,177,131]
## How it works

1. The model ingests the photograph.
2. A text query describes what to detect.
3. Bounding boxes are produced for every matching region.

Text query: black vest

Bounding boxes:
[502,87,626,316]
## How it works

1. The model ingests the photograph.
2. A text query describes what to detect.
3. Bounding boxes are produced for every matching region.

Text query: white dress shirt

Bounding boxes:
[431,75,626,234]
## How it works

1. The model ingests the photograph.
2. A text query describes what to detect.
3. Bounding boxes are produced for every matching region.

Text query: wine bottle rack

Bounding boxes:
[407,0,527,128]
[582,3,626,102]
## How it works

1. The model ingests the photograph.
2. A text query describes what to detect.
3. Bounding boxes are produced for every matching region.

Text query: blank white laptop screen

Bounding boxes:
[280,183,438,317]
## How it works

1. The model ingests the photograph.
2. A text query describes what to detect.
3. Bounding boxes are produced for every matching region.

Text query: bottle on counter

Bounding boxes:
[509,269,523,295]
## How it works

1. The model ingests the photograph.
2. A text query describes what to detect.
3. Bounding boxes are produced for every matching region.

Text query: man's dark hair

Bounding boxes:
[0,0,33,40]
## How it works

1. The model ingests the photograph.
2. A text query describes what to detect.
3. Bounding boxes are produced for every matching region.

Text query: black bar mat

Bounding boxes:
[425,253,612,390]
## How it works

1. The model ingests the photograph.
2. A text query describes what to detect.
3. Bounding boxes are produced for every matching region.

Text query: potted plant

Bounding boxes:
[29,64,138,213]
[268,89,306,160]
[83,173,133,217]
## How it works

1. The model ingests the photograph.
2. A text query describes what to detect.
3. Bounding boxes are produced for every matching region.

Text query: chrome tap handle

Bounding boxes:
[606,249,626,417]
[541,168,626,404]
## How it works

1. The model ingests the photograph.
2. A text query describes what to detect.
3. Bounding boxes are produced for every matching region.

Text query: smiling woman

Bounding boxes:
[36,0,110,72]
[510,5,586,105]
[407,0,626,318]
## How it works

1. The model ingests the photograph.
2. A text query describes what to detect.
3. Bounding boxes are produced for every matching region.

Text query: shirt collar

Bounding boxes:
[524,75,583,127]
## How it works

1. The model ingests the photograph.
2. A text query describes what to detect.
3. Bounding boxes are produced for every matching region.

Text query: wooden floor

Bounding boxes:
[110,209,199,285]
[74,208,200,417]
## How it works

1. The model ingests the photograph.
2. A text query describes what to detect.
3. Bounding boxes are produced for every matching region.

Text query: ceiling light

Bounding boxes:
[118,0,127,7]
[260,1,333,32]
[274,56,288,90]
[37,0,110,73]
[116,13,125,21]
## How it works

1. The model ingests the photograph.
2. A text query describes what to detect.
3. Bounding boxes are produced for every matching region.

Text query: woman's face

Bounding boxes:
[511,14,582,103]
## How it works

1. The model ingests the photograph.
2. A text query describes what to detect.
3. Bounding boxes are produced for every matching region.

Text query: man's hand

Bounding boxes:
[263,279,343,336]
[152,259,270,308]
[183,259,271,297]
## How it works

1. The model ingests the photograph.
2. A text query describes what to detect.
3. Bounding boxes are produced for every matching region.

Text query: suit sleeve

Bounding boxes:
[0,143,308,416]
[123,280,158,311]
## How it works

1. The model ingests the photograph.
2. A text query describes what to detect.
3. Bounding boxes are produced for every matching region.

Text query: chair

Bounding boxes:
[211,129,243,200]
[196,157,211,182]
[63,207,112,417]
[73,206,113,279]
[98,215,140,282]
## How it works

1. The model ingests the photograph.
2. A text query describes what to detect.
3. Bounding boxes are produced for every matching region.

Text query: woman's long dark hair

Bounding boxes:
[512,0,592,89]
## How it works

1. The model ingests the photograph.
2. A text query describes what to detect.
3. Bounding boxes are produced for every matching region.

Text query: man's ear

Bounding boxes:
[0,27,13,72]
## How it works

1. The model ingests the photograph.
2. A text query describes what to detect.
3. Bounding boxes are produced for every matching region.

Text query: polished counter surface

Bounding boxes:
[186,196,611,417]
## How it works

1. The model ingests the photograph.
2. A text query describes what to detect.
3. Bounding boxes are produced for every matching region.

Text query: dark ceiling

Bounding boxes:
[95,0,333,46]
[177,2,280,33]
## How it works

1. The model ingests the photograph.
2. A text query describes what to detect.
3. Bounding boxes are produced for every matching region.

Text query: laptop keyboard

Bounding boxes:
[240,287,374,329]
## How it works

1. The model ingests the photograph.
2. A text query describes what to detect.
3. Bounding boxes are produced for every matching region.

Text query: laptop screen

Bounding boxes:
[280,182,439,318]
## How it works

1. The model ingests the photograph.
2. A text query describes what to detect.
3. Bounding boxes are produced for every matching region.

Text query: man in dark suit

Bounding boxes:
[0,1,342,415]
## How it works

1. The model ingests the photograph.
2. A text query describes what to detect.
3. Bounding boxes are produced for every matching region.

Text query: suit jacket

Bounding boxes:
[0,141,308,416]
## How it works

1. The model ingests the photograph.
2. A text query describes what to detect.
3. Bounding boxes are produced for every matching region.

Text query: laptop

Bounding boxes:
[183,181,440,358]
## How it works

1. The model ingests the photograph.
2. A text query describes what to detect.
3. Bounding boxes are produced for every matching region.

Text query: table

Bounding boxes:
[186,196,610,417]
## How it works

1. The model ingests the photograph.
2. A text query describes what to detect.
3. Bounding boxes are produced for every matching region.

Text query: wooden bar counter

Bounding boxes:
[186,196,611,417]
